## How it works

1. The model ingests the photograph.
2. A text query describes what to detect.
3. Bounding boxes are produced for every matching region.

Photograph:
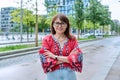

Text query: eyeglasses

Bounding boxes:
[53,22,66,27]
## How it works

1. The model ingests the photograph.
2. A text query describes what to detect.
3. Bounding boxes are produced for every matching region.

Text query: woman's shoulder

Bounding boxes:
[42,34,53,41]
[69,34,77,41]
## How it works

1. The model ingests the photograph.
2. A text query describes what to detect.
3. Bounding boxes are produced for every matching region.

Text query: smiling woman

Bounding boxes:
[39,13,83,80]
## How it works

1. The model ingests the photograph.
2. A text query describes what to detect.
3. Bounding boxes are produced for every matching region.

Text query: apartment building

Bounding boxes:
[45,0,90,15]
[0,7,17,32]
[0,11,1,32]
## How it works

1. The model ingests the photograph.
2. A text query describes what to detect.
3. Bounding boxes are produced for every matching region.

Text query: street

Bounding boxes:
[76,37,120,80]
[0,36,120,80]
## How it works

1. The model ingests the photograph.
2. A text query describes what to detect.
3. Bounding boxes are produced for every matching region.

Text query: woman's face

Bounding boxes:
[53,18,67,34]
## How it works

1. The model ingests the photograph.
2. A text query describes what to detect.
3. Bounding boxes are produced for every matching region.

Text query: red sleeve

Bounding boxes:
[67,39,83,73]
[38,36,57,73]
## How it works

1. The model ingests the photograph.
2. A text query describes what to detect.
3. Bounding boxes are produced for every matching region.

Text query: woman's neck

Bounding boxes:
[54,34,65,39]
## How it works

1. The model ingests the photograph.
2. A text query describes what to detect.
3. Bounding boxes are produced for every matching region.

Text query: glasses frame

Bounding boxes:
[53,22,67,27]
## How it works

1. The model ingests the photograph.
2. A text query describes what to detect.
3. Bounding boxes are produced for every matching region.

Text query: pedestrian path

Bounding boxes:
[91,47,120,80]
[105,52,120,80]
[0,37,120,80]
[0,53,120,80]
[0,60,45,80]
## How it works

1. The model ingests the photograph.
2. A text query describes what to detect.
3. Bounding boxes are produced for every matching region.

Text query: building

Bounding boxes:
[45,0,90,15]
[0,11,1,31]
[45,0,90,34]
[0,7,17,32]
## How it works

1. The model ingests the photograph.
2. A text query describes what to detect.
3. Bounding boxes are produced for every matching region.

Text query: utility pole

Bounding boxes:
[35,0,38,46]
[20,0,23,42]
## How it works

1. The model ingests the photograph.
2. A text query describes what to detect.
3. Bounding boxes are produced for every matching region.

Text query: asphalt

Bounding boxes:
[0,37,120,80]
[0,48,120,80]
[105,52,120,80]
[0,54,120,80]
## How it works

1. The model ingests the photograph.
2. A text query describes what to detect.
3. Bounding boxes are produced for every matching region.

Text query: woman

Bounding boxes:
[39,13,83,80]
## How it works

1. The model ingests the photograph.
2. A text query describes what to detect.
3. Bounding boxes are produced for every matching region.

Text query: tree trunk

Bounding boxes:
[77,29,80,39]
[103,25,104,37]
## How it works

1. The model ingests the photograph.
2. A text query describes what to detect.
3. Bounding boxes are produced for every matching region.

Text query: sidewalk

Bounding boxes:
[0,60,46,80]
[0,55,120,80]
[0,48,120,80]
[0,37,120,80]
[105,52,120,80]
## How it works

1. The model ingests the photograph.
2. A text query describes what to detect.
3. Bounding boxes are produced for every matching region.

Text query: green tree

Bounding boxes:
[45,10,58,26]
[11,8,35,41]
[68,15,75,28]
[74,0,84,39]
[99,6,111,36]
[88,0,102,36]
[38,15,49,33]
[11,9,35,30]
[112,20,120,35]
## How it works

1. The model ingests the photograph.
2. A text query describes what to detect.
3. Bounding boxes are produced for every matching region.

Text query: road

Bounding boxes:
[0,36,120,80]
[76,36,120,80]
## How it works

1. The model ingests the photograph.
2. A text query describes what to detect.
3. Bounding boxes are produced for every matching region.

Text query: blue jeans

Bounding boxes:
[46,68,76,80]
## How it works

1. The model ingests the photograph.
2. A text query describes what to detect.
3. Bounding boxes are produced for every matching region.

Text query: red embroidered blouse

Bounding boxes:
[39,34,83,73]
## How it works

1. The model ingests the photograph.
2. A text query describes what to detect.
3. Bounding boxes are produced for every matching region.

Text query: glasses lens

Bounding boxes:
[54,22,66,26]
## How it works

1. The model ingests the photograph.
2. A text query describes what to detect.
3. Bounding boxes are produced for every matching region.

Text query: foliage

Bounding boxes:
[68,14,76,28]
[10,25,20,32]
[0,41,42,52]
[10,8,49,33]
[110,20,115,31]
[99,6,111,26]
[87,35,96,38]
[88,0,102,23]
[0,44,33,52]
[11,9,34,25]
[78,35,96,40]
[86,0,112,36]
[83,20,94,31]
[45,10,58,26]
[74,0,84,39]
[98,5,111,35]
[10,8,35,32]
[38,15,49,32]
[111,20,120,34]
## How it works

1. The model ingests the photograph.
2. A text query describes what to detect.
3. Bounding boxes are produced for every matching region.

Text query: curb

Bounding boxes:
[0,47,40,56]
[0,38,103,59]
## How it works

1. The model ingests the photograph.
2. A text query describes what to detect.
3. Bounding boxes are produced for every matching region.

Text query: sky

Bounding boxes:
[0,0,120,21]
[101,0,120,21]
[0,0,47,14]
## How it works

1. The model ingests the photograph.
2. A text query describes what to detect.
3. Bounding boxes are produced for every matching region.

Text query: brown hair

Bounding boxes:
[50,13,74,39]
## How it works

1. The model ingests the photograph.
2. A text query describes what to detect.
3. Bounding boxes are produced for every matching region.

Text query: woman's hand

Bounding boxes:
[43,50,69,63]
[70,48,78,55]
[44,50,56,59]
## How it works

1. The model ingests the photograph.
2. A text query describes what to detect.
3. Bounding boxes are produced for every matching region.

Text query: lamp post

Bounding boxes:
[25,0,31,42]
[35,0,38,46]
[20,0,23,42]
[118,0,120,35]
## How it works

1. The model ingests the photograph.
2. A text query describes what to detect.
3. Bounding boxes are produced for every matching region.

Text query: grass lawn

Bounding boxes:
[0,44,35,52]
[0,42,41,52]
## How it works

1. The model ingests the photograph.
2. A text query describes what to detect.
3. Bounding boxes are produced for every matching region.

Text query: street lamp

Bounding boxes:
[20,0,23,42]
[35,0,38,46]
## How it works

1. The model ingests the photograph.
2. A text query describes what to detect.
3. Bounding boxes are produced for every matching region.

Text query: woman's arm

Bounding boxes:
[56,55,69,63]
[44,46,80,64]
[54,48,78,63]
[44,50,69,63]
